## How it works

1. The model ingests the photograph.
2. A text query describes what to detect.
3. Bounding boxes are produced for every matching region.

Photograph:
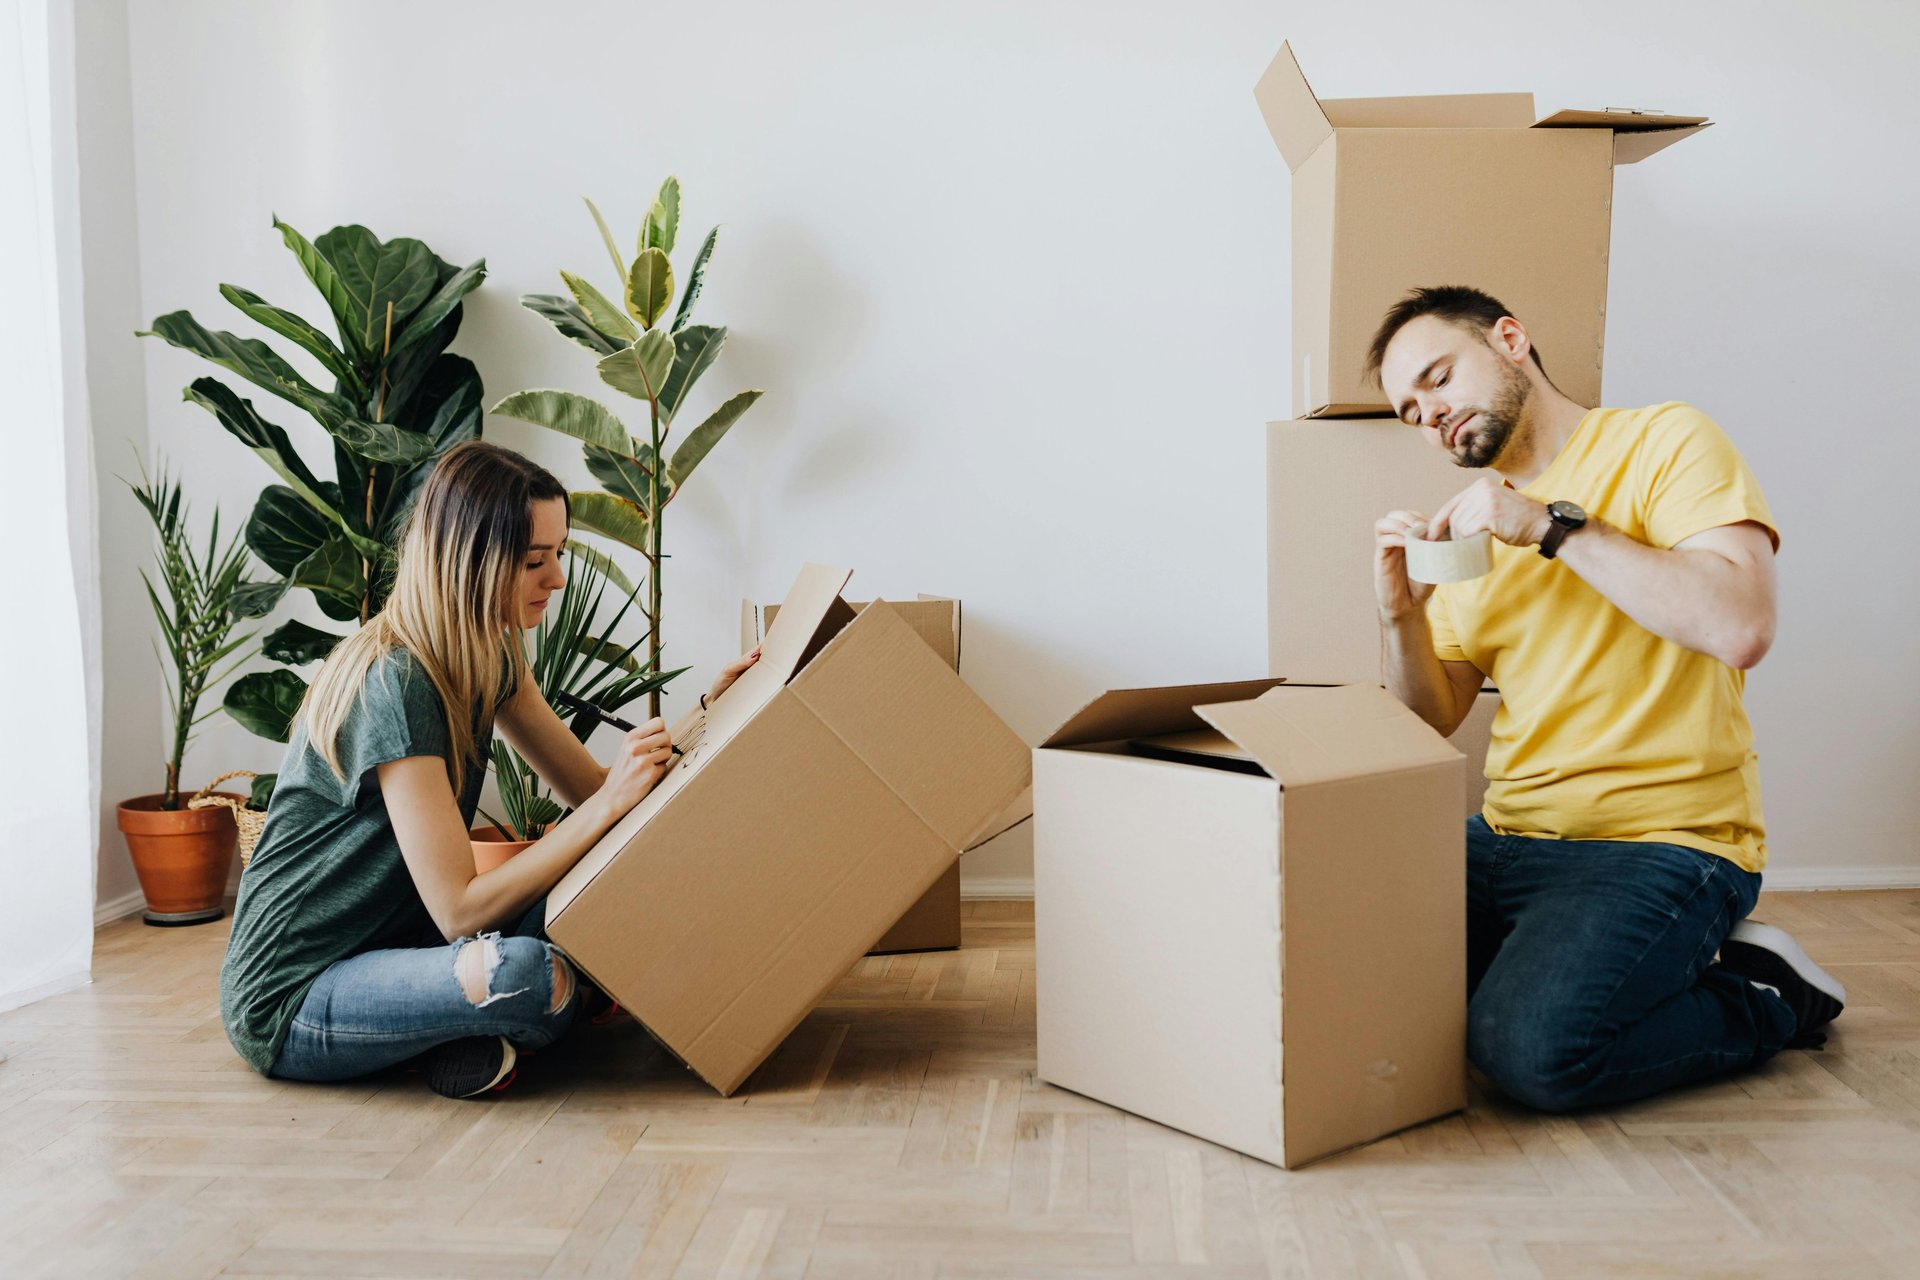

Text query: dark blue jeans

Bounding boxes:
[1466,815,1797,1112]
[272,899,577,1082]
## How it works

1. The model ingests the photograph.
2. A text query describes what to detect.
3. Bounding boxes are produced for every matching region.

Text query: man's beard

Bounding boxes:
[1451,361,1531,469]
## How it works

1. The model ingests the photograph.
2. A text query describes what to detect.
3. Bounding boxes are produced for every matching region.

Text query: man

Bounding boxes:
[1368,285,1843,1113]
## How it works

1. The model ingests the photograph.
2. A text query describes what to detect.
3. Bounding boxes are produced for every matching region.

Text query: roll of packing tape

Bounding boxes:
[1404,528,1493,584]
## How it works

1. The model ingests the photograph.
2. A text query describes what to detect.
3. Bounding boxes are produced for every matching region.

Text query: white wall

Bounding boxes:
[100,0,1919,890]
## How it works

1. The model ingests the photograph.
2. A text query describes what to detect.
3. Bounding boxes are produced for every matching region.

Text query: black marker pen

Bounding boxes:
[550,691,683,757]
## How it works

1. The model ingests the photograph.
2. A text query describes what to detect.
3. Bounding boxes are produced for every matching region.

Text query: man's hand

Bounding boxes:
[1429,476,1552,548]
[1375,510,1438,621]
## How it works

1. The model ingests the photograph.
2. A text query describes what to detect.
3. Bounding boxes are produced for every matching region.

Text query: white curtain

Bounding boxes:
[0,0,101,1014]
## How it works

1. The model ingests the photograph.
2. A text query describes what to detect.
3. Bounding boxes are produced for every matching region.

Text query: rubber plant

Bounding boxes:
[140,221,486,805]
[481,543,685,841]
[493,177,761,718]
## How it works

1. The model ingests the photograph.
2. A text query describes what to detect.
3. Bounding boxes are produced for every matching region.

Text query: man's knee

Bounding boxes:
[1469,998,1599,1114]
[452,935,573,1015]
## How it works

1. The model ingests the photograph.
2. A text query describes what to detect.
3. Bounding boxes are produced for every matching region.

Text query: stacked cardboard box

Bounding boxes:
[1034,44,1707,1169]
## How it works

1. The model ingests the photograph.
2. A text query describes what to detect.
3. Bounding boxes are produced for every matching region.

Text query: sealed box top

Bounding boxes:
[1255,41,1709,172]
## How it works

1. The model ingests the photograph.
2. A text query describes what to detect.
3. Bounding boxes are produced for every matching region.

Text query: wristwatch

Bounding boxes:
[1538,500,1588,560]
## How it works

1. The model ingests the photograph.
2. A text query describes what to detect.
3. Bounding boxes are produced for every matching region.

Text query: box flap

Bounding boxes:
[916,593,962,668]
[1193,685,1460,787]
[788,600,1031,853]
[1319,91,1535,130]
[1040,679,1287,748]
[1532,109,1710,165]
[1253,42,1332,172]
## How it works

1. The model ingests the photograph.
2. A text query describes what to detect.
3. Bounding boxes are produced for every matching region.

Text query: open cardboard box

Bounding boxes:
[1256,41,1709,417]
[548,564,1032,1095]
[743,594,966,954]
[1034,679,1466,1169]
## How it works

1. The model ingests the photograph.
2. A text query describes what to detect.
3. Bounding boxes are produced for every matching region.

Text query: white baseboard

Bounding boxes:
[1762,866,1920,891]
[961,876,1034,901]
[94,890,146,927]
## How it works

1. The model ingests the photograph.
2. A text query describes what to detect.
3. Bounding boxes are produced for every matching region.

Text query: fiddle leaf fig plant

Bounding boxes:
[140,220,488,769]
[497,177,761,718]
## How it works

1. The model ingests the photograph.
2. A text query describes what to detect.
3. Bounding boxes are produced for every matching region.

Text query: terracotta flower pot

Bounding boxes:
[116,793,241,926]
[470,824,535,875]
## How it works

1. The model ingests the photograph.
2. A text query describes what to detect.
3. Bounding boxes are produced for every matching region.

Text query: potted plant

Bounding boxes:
[472,543,681,871]
[493,177,761,719]
[139,219,488,802]
[115,462,258,925]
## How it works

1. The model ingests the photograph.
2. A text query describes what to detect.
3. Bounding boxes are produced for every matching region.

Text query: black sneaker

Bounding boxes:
[422,1036,518,1098]
[1719,920,1846,1049]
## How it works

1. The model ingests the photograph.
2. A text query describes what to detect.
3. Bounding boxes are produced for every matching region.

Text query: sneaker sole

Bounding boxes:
[1725,920,1847,1004]
[428,1038,518,1099]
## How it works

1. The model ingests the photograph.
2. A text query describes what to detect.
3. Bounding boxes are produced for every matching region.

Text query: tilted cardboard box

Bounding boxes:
[549,564,1031,1095]
[1034,680,1467,1169]
[1256,42,1708,418]
[744,594,966,954]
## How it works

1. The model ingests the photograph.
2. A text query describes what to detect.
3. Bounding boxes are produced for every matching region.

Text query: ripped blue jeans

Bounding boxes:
[272,900,578,1082]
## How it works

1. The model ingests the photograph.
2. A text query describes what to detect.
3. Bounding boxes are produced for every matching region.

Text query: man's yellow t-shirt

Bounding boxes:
[1427,402,1777,873]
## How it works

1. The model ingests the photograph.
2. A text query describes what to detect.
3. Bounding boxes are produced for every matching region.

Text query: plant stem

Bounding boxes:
[647,393,664,719]
[363,301,395,625]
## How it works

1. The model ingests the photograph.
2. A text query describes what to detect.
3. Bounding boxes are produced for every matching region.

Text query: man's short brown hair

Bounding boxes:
[1364,285,1546,387]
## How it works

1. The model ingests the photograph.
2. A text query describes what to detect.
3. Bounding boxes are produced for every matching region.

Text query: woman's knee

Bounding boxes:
[452,934,576,1025]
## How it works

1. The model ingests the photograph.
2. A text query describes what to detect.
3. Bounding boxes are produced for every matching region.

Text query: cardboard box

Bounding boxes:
[1268,417,1498,686]
[1256,42,1708,417]
[1454,689,1500,819]
[1034,679,1466,1169]
[744,595,965,954]
[549,565,1031,1095]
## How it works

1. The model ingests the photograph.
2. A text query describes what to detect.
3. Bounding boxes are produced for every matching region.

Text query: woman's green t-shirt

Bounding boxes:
[219,648,498,1074]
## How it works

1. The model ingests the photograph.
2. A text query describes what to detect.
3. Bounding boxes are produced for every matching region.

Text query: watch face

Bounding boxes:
[1549,500,1587,526]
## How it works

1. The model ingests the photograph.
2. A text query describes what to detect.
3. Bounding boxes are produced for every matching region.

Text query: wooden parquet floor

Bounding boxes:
[2,892,1918,1278]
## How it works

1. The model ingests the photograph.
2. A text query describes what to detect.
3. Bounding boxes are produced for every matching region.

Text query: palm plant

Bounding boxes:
[126,460,258,809]
[482,543,684,840]
[493,177,761,719]
[139,220,487,771]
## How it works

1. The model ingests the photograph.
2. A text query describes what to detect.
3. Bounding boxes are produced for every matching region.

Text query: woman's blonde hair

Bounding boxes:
[300,441,568,798]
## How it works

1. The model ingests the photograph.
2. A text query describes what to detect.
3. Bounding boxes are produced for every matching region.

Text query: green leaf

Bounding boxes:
[217,285,354,385]
[672,227,718,332]
[522,293,621,355]
[583,444,656,510]
[573,633,642,674]
[561,270,639,344]
[142,311,345,417]
[668,389,762,488]
[596,328,675,402]
[641,176,680,257]
[659,324,726,423]
[231,578,290,618]
[262,619,345,665]
[564,538,636,597]
[225,669,308,743]
[313,225,440,357]
[490,389,626,451]
[181,379,384,561]
[327,417,435,466]
[390,257,486,353]
[624,248,673,330]
[246,485,331,576]
[273,217,359,356]
[567,491,650,554]
[582,196,628,288]
[287,534,367,610]
[247,772,277,810]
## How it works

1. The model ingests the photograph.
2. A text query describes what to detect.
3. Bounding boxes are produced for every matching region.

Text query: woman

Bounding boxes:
[219,442,756,1098]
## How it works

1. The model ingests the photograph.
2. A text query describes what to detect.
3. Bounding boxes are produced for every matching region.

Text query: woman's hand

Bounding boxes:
[594,717,674,817]
[705,647,761,706]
